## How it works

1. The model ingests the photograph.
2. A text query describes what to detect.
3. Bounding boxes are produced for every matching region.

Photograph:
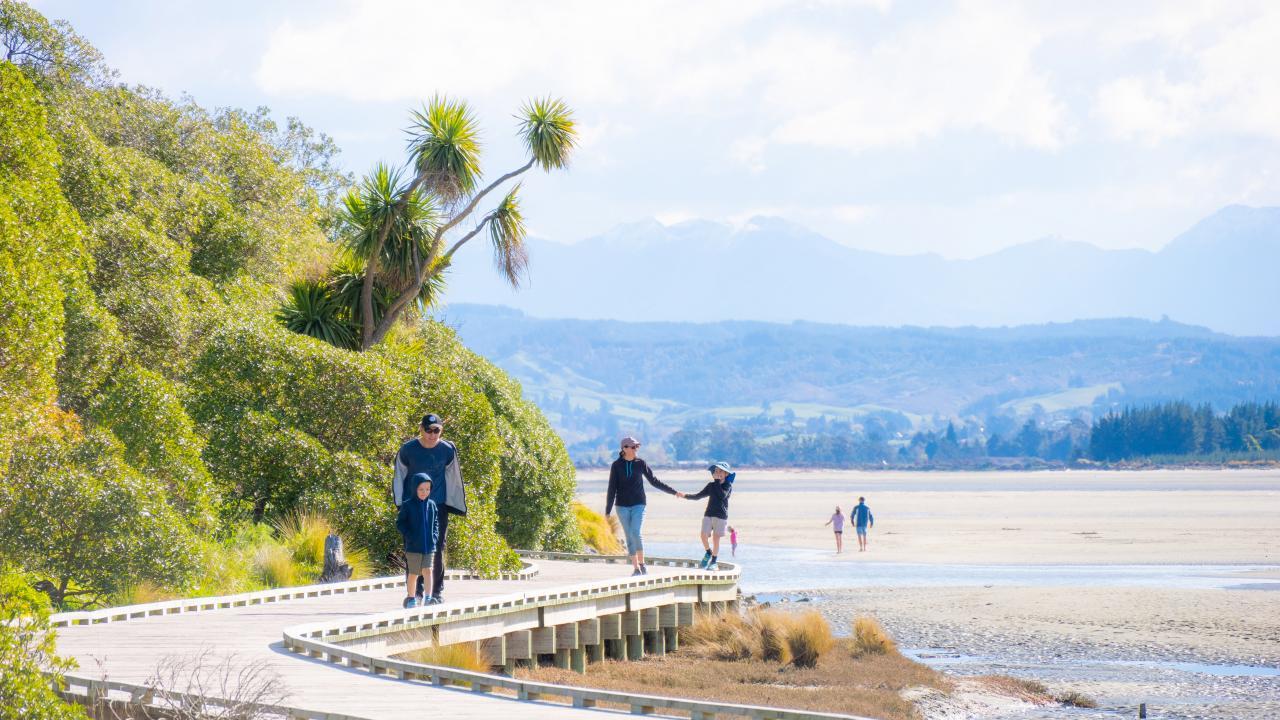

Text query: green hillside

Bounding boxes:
[0,2,581,619]
[441,305,1280,463]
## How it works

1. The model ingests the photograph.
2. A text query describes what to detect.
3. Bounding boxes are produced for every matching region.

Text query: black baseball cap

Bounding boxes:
[420,413,443,428]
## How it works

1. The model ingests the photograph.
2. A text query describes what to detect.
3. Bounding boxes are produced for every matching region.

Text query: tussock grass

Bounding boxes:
[573,502,623,554]
[979,675,1052,702]
[850,616,897,657]
[1057,690,1098,708]
[254,544,301,587]
[521,630,950,720]
[402,643,490,672]
[121,581,179,605]
[680,609,834,668]
[786,611,834,668]
[274,511,330,566]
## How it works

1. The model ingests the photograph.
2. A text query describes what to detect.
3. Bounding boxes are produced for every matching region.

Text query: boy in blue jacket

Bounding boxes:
[396,473,440,608]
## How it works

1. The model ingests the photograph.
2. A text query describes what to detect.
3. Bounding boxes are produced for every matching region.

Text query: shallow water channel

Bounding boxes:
[646,542,1280,719]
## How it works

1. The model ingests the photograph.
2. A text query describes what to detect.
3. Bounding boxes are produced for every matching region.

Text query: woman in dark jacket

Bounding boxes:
[605,436,679,576]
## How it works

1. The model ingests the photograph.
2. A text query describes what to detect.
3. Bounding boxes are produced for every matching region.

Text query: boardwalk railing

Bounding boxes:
[281,553,873,720]
[57,672,376,720]
[49,562,537,629]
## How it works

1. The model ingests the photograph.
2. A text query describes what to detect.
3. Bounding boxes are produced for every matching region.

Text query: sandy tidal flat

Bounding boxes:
[577,468,1280,565]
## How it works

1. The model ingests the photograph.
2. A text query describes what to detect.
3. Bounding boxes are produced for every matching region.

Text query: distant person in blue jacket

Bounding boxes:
[396,473,440,608]
[853,496,874,552]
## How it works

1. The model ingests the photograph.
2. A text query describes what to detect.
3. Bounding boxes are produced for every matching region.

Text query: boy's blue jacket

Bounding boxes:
[396,473,440,554]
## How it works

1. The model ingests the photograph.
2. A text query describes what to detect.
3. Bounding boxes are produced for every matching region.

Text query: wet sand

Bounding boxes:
[577,468,1280,565]
[577,469,1280,718]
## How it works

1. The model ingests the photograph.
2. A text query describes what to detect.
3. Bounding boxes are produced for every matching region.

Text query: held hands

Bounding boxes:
[676,491,686,498]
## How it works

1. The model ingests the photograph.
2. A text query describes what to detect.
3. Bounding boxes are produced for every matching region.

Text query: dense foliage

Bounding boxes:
[0,1,582,624]
[0,571,87,720]
[1090,401,1280,461]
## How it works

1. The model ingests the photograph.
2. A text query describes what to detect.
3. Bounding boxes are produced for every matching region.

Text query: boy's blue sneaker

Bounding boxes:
[706,562,717,571]
[402,596,416,609]
[698,550,712,569]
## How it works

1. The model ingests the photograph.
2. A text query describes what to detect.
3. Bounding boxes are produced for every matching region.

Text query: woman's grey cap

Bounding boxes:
[708,461,732,473]
[620,436,641,448]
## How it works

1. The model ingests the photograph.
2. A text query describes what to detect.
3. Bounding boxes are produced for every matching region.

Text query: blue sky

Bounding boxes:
[32,0,1280,258]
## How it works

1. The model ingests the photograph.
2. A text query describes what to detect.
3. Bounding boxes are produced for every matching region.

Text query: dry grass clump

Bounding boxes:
[679,610,760,660]
[850,616,897,656]
[786,611,834,668]
[402,643,490,672]
[680,609,834,668]
[979,675,1052,702]
[520,636,950,720]
[1056,690,1098,708]
[574,502,624,554]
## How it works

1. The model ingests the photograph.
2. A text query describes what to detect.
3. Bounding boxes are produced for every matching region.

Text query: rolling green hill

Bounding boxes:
[441,305,1280,462]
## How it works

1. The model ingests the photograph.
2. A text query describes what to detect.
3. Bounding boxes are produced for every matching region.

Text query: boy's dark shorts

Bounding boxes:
[405,551,435,575]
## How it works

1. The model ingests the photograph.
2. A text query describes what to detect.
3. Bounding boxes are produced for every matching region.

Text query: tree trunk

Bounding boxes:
[319,534,352,583]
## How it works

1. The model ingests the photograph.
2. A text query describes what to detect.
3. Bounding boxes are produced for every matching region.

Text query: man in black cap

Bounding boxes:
[393,413,467,603]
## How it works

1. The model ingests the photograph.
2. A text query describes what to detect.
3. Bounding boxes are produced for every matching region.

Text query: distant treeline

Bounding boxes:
[1089,401,1280,460]
[657,401,1280,468]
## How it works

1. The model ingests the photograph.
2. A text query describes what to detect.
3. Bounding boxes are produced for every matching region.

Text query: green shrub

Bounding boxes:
[85,364,217,526]
[0,62,84,467]
[202,410,333,523]
[0,570,88,720]
[0,423,199,608]
[193,319,411,456]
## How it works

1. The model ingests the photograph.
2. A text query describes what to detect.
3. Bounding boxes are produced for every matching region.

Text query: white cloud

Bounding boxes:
[768,3,1067,152]
[1093,5,1280,144]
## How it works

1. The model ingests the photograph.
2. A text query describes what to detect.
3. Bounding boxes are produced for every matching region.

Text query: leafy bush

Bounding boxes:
[0,62,83,468]
[201,410,332,522]
[0,570,88,720]
[0,423,198,607]
[193,319,411,456]
[85,364,217,526]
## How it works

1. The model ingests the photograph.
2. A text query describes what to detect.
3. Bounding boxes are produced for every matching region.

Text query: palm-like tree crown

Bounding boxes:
[488,184,529,286]
[519,96,577,170]
[407,96,482,203]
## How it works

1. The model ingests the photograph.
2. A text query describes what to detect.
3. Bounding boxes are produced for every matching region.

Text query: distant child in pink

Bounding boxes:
[824,506,845,553]
[729,526,738,556]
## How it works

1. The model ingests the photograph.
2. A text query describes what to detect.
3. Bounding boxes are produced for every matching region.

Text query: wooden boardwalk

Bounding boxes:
[55,560,703,719]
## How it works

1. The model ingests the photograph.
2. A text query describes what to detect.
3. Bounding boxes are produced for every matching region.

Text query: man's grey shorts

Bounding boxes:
[405,551,435,575]
[701,516,728,537]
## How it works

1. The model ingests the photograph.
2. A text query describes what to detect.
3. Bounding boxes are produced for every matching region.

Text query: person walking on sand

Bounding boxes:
[605,436,679,576]
[825,506,845,553]
[683,461,735,570]
[853,496,874,552]
[728,526,738,557]
[393,413,467,603]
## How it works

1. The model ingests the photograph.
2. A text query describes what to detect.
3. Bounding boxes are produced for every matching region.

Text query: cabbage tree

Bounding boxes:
[346,96,576,350]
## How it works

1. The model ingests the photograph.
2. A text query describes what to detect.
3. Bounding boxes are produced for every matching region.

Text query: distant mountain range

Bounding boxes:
[444,204,1280,336]
[438,305,1280,459]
